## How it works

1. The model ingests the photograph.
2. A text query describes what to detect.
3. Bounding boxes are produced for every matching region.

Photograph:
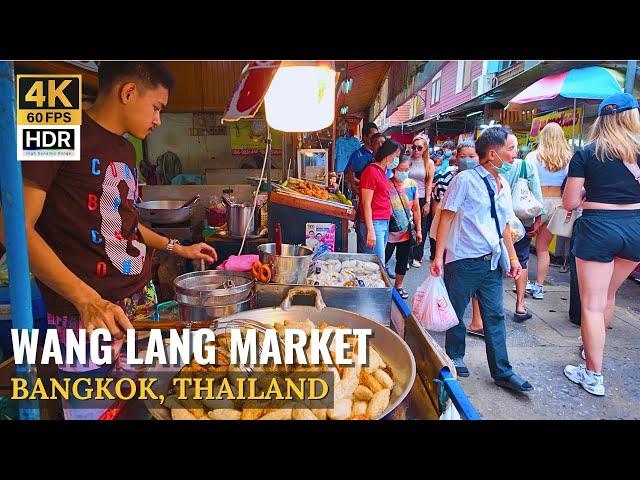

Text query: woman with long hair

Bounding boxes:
[528,122,573,299]
[563,93,640,396]
[407,134,435,267]
[359,139,402,263]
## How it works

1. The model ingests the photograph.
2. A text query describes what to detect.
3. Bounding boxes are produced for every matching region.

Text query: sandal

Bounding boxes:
[467,328,485,337]
[494,373,534,393]
[396,287,409,299]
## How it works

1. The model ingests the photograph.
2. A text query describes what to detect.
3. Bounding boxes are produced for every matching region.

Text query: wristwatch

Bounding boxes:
[165,238,180,254]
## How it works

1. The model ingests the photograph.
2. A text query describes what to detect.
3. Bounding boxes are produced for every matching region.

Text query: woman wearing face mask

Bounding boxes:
[431,140,485,335]
[407,134,435,268]
[429,140,474,260]
[359,139,401,263]
[385,155,422,298]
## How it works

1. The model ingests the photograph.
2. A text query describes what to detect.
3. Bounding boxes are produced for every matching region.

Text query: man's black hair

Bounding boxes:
[476,126,510,158]
[363,122,379,138]
[97,61,174,94]
[370,132,385,143]
[374,139,400,161]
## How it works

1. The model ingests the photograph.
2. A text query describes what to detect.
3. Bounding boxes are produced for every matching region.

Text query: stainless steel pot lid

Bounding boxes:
[174,270,254,303]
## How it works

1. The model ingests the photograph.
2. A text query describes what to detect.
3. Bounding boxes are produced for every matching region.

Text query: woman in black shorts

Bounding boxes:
[563,93,640,397]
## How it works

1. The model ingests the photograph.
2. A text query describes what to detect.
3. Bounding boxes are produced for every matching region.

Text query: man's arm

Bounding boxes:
[137,223,217,263]
[0,181,132,337]
[502,223,522,280]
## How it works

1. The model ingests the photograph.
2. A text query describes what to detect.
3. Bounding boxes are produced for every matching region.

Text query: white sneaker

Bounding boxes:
[411,259,422,268]
[512,280,534,295]
[581,347,586,360]
[531,283,544,300]
[564,364,605,396]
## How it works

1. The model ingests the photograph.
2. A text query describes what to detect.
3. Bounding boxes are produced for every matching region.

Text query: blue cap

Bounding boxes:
[598,93,639,117]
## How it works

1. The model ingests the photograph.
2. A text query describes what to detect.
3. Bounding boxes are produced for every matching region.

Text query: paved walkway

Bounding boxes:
[396,252,640,420]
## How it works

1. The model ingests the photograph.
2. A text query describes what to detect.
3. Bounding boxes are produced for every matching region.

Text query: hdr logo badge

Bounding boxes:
[16,75,82,161]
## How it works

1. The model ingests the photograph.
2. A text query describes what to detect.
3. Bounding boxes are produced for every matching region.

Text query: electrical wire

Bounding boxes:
[237,124,270,256]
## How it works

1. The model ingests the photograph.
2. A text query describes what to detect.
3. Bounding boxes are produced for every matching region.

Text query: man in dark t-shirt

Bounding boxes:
[2,62,217,339]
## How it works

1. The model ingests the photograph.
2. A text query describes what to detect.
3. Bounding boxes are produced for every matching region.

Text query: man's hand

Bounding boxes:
[416,231,423,245]
[74,296,133,339]
[174,242,218,264]
[366,229,376,249]
[507,259,522,280]
[430,256,444,277]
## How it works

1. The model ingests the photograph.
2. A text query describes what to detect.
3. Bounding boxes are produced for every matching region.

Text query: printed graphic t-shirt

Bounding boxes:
[21,111,152,315]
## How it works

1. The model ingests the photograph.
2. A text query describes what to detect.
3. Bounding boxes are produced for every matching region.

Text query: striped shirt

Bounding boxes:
[431,165,459,202]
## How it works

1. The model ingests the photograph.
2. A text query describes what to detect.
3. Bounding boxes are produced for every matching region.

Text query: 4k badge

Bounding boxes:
[16,74,82,160]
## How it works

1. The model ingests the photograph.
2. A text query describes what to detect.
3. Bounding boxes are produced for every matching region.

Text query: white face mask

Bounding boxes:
[388,156,400,169]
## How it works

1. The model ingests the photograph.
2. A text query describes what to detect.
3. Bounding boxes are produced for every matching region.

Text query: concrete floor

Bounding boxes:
[396,250,640,419]
[349,225,640,419]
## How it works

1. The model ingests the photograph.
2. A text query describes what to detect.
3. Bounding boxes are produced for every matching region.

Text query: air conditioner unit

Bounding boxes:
[471,74,498,97]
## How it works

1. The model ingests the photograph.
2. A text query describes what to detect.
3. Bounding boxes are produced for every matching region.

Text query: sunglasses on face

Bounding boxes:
[411,145,424,151]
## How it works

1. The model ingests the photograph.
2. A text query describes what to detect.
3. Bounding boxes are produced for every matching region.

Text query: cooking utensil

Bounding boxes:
[274,222,282,255]
[179,194,200,209]
[252,260,272,283]
[257,243,314,284]
[173,270,255,321]
[135,200,196,224]
[223,195,264,237]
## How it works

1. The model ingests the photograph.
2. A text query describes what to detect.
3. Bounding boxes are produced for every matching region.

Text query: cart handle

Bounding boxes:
[280,286,327,312]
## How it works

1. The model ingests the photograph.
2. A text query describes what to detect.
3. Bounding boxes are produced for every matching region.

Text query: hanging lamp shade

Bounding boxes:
[264,61,336,132]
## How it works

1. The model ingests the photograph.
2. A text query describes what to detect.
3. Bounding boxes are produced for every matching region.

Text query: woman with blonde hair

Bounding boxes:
[407,133,435,267]
[527,121,573,299]
[563,93,640,396]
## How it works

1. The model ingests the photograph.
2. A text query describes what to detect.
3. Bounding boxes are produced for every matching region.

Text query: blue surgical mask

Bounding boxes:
[457,157,479,171]
[490,150,512,175]
[443,150,453,159]
[395,171,409,182]
[388,156,400,169]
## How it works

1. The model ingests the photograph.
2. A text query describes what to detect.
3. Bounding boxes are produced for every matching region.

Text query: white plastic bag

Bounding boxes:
[412,275,460,332]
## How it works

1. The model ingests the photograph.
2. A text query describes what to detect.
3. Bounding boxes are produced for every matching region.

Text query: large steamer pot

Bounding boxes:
[257,243,314,285]
[221,287,416,419]
[173,270,255,321]
[136,200,197,225]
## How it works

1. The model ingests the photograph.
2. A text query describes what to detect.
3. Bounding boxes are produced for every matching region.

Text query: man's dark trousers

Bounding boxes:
[444,256,514,381]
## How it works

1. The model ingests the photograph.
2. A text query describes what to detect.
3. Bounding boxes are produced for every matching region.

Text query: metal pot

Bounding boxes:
[257,243,314,285]
[136,200,198,225]
[220,287,416,419]
[223,195,264,237]
[173,270,255,322]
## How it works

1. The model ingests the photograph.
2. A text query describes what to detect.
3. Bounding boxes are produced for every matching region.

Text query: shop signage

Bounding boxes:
[530,107,583,141]
[230,118,282,156]
[16,74,82,161]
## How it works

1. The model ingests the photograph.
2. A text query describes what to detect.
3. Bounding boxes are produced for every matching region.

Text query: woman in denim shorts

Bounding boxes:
[562,93,640,396]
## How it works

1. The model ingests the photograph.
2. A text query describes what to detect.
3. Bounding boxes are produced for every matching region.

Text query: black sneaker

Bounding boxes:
[451,357,469,377]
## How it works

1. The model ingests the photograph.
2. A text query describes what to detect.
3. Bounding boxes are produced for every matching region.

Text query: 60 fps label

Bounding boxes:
[17,74,82,161]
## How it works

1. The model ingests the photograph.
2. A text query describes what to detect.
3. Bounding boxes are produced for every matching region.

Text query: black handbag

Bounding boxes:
[392,181,418,247]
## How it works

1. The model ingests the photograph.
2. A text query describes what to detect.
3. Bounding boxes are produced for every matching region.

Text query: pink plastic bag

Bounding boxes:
[216,254,259,272]
[412,275,459,332]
